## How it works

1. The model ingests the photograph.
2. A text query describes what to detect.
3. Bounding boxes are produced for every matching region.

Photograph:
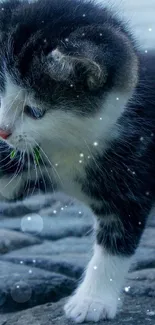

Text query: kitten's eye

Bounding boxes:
[24,105,44,119]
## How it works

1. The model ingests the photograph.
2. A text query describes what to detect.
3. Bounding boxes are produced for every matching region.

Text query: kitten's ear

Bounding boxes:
[47,46,107,91]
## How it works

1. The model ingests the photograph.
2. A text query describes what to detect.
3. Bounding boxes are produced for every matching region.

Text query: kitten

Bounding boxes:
[0,0,155,322]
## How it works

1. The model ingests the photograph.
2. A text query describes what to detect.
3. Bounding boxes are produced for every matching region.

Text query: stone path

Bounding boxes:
[0,191,155,324]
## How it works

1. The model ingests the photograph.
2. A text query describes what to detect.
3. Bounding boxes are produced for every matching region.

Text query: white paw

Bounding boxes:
[64,291,117,323]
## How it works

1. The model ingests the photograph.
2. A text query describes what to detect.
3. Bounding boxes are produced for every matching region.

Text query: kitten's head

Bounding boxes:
[0,0,138,157]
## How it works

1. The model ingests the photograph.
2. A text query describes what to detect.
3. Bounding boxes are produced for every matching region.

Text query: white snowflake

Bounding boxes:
[93,265,98,270]
[124,286,130,292]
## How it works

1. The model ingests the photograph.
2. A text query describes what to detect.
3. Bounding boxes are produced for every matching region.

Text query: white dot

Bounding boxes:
[29,270,32,274]
[82,14,86,17]
[94,308,97,312]
[80,153,84,157]
[65,38,69,42]
[1,8,4,11]
[139,222,141,225]
[110,278,113,282]
[55,163,58,167]
[93,142,98,146]
[99,33,102,36]
[65,205,68,208]
[79,160,83,164]
[99,117,102,120]
[118,298,121,301]
[21,214,43,234]
[53,210,57,214]
[124,286,130,292]
[79,211,82,214]
[88,155,91,159]
[93,265,98,270]
[151,133,154,137]
[43,39,47,43]
[61,207,64,210]
[116,97,119,101]
[148,28,152,32]
[33,259,36,263]
[146,191,150,196]
[82,33,85,36]
[20,261,23,264]
[140,137,144,141]
[42,20,44,23]
[11,281,32,303]
[145,50,148,53]
[70,84,74,88]
[132,171,136,175]
[77,95,80,98]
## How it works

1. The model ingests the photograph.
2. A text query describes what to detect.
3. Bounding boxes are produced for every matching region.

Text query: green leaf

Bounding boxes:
[10,150,16,159]
[34,147,40,165]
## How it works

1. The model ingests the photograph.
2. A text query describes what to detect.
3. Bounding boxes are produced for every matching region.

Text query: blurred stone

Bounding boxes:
[0,261,76,313]
[0,229,41,254]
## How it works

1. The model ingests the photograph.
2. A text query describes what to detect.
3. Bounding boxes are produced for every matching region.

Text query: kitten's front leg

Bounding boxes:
[64,211,144,323]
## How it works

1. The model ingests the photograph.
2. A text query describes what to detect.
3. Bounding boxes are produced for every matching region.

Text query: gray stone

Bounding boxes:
[140,227,155,248]
[0,229,41,254]
[0,261,76,313]
[0,205,93,240]
[131,246,155,271]
[126,268,155,296]
[1,296,155,325]
[1,237,93,278]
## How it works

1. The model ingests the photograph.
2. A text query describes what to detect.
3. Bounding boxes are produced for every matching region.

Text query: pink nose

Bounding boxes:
[0,129,11,139]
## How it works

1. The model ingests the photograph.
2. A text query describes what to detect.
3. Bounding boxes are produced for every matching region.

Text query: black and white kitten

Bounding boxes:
[0,0,155,322]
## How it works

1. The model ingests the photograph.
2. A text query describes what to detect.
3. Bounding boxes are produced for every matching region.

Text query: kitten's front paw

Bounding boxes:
[64,291,117,323]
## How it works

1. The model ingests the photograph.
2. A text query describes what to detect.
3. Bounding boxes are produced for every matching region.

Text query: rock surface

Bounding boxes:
[0,191,155,322]
[1,296,155,325]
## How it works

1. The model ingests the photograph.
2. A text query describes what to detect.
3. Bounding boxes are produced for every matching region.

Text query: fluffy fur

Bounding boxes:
[0,0,155,322]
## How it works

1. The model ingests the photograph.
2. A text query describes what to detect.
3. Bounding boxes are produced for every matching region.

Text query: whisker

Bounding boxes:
[3,151,25,189]
[32,138,64,187]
